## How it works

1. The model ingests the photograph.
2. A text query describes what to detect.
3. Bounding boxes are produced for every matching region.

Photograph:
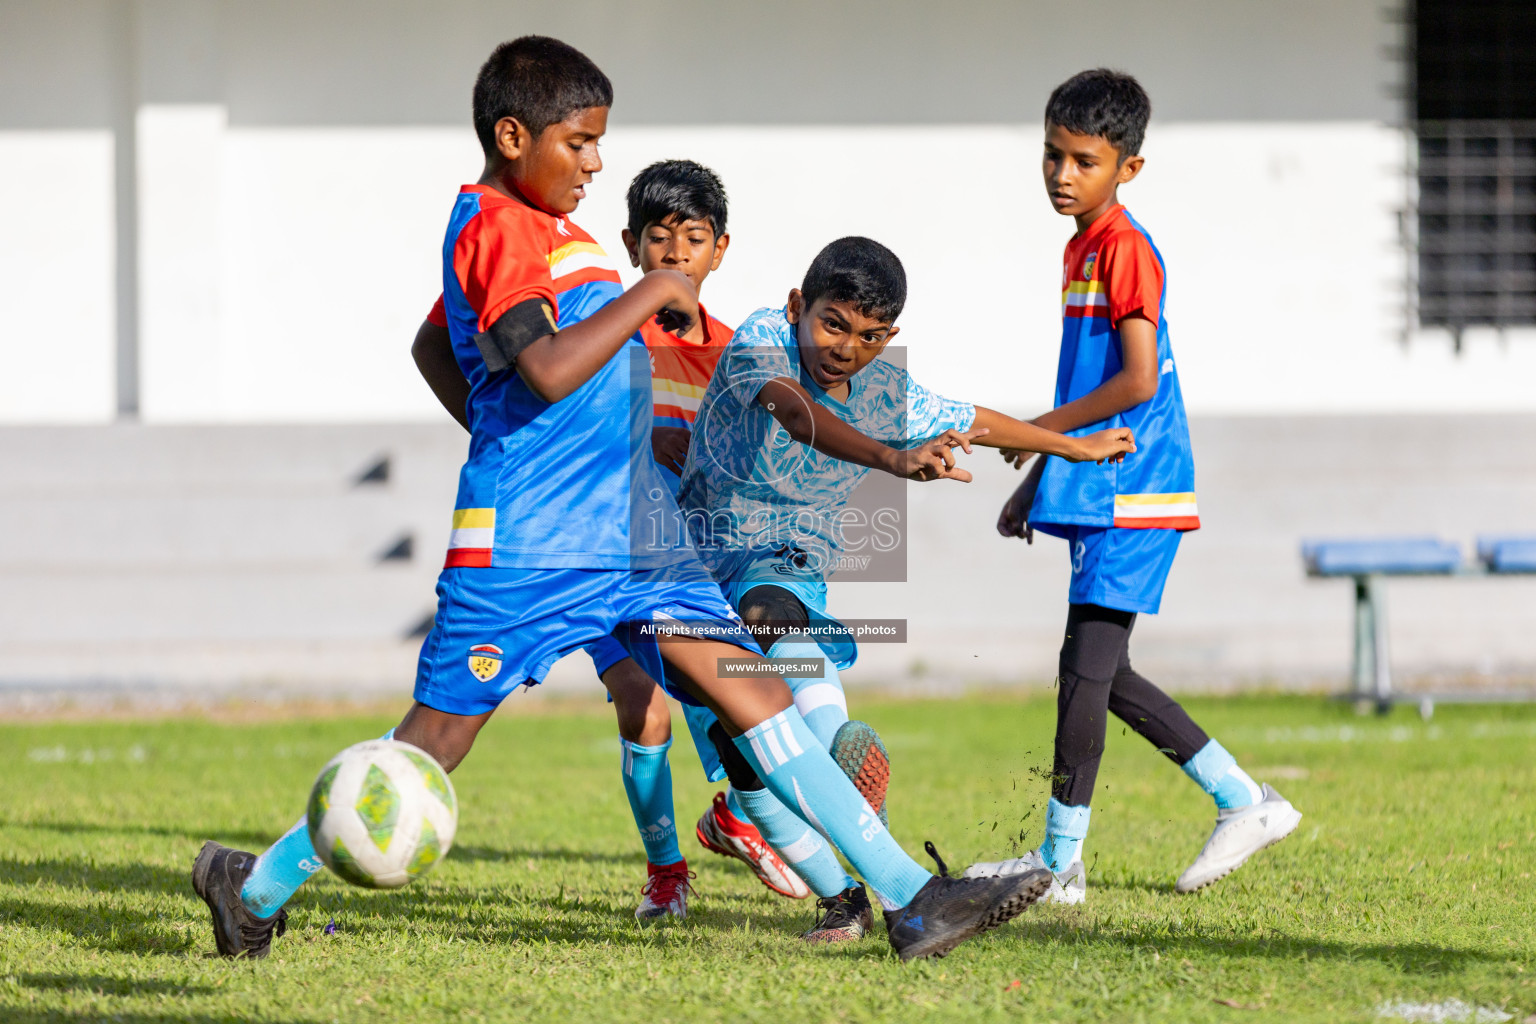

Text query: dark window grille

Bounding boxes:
[1412,1,1536,340]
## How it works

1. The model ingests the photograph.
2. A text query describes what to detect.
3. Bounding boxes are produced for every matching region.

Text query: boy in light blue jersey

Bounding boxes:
[192,37,1051,964]
[981,69,1302,902]
[676,236,1135,942]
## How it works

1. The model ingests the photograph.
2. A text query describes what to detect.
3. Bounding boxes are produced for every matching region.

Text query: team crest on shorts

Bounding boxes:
[1083,252,1097,280]
[468,643,503,682]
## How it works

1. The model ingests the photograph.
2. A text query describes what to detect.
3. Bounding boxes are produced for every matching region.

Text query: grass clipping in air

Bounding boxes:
[0,696,1532,1023]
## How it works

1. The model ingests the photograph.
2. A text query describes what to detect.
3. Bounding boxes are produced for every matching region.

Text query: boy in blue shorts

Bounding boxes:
[979,69,1301,901]
[676,235,1136,941]
[192,35,1047,963]
[414,158,807,916]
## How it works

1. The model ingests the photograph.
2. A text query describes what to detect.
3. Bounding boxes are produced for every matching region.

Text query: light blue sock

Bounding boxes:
[771,635,849,748]
[620,737,682,866]
[1039,797,1091,873]
[240,727,395,918]
[734,709,931,910]
[735,786,858,899]
[1182,739,1263,810]
[725,786,747,820]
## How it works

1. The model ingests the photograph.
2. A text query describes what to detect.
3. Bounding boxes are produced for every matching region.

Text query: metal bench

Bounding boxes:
[1302,536,1536,715]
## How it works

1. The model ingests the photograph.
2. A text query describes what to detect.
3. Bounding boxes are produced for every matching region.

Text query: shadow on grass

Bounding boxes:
[15,973,213,998]
[1004,916,1502,976]
[0,893,194,955]
[0,856,188,897]
[447,844,636,867]
[292,872,805,951]
[0,1013,317,1024]
[0,857,199,954]
[0,818,281,849]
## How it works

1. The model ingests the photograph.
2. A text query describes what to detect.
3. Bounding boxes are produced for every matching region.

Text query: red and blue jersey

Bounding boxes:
[434,184,692,570]
[1029,205,1200,535]
[643,305,731,431]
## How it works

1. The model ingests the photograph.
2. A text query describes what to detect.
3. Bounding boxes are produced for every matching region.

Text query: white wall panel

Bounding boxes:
[0,131,115,422]
[133,120,1532,421]
[137,105,226,419]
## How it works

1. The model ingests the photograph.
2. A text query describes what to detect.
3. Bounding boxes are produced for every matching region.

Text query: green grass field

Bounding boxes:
[2,694,1533,1024]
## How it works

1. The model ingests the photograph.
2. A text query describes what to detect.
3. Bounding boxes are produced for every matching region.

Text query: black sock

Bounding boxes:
[707,721,764,792]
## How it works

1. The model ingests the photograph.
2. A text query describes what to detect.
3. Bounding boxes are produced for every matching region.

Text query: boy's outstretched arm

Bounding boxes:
[412,319,471,432]
[996,317,1157,539]
[970,407,1134,464]
[1036,316,1159,434]
[757,377,981,482]
[998,315,1158,469]
[515,269,697,403]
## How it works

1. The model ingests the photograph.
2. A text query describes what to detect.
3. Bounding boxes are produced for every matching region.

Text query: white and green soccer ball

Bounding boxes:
[306,739,458,889]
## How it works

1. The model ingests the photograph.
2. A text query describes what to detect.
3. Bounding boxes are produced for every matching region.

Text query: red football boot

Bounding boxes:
[635,860,695,920]
[695,791,810,899]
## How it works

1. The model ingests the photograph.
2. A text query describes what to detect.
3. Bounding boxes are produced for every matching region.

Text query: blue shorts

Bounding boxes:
[587,634,631,679]
[413,562,760,716]
[582,462,686,682]
[1065,525,1181,615]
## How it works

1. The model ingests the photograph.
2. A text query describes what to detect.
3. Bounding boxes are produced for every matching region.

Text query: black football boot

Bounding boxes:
[191,840,289,958]
[883,843,1051,962]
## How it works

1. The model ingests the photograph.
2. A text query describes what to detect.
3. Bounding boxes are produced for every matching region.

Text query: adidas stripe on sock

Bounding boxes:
[620,736,682,866]
[769,635,849,749]
[735,786,857,898]
[733,708,930,908]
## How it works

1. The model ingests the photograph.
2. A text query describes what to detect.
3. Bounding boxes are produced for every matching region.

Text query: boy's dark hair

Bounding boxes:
[472,36,613,157]
[625,160,729,239]
[1045,69,1151,159]
[800,237,907,323]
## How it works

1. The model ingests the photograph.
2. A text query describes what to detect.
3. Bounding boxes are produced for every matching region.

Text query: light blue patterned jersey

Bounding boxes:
[676,305,974,584]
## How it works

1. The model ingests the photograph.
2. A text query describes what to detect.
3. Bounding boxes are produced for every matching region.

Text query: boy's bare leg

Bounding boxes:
[394,702,495,773]
[604,659,672,745]
[656,637,794,735]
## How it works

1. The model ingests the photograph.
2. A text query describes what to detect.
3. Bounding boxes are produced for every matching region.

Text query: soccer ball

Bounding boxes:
[306,739,458,889]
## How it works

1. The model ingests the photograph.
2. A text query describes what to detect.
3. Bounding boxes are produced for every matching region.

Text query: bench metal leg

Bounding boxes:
[1351,574,1393,715]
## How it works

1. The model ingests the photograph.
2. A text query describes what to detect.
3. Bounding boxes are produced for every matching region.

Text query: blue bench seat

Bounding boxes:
[1477,536,1536,574]
[1302,537,1462,577]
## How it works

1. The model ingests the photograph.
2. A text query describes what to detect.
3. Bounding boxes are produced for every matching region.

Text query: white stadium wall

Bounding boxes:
[2,1,1535,696]
[3,0,1533,425]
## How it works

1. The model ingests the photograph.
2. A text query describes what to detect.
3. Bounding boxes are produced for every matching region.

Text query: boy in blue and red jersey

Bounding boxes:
[418,158,807,915]
[977,70,1301,901]
[193,36,1046,963]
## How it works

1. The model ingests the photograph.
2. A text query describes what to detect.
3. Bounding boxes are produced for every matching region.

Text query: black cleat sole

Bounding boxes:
[898,869,1053,962]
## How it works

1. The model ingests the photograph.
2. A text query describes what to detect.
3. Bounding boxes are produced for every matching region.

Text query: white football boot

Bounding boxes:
[962,849,1086,905]
[1176,783,1301,893]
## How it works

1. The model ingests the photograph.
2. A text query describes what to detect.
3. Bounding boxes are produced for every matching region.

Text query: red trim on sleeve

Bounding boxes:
[426,294,447,327]
[452,202,556,333]
[1101,227,1163,326]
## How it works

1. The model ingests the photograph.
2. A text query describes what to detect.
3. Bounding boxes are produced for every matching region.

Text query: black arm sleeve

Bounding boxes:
[473,297,557,373]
